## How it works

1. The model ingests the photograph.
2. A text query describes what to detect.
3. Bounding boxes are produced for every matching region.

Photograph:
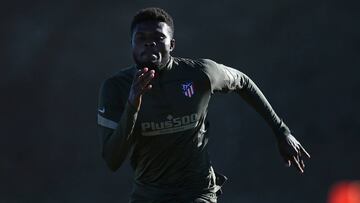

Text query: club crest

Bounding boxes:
[181,82,195,98]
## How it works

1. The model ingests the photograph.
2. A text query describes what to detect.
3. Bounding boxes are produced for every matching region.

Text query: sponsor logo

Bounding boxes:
[141,113,199,136]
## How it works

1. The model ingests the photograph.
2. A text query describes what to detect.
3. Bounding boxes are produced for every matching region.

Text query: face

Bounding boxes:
[131,21,175,70]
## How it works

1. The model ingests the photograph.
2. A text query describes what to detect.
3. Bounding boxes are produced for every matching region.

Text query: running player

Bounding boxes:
[97,7,310,203]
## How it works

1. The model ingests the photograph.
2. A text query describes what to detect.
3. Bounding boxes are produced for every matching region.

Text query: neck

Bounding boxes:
[157,56,173,71]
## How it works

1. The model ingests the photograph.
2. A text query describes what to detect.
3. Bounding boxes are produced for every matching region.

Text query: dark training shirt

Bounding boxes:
[97,56,290,197]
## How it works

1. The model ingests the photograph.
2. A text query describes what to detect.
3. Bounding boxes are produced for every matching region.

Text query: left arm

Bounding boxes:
[201,59,310,173]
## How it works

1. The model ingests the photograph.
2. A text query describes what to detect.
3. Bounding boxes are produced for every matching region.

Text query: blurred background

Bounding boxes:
[1,0,359,202]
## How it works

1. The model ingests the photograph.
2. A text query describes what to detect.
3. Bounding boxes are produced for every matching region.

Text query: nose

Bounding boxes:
[145,41,156,47]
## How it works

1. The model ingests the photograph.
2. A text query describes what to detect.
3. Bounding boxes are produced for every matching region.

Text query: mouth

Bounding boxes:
[141,51,160,62]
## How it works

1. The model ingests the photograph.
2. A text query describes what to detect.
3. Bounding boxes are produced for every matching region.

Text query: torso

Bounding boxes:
[114,57,215,191]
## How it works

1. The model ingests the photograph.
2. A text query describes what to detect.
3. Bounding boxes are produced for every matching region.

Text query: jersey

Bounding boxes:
[97,56,291,201]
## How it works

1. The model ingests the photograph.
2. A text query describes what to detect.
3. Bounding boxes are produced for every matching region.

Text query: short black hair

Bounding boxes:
[130,7,174,37]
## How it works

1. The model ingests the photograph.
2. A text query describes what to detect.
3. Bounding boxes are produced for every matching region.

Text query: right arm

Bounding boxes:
[97,68,155,171]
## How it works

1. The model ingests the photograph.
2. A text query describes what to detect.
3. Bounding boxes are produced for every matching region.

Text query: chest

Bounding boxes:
[136,69,211,135]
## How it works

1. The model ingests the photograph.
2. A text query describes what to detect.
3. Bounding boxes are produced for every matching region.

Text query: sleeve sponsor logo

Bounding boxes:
[98,107,105,114]
[141,113,199,136]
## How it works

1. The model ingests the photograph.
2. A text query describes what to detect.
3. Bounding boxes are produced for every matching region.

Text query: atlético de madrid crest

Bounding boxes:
[181,82,195,98]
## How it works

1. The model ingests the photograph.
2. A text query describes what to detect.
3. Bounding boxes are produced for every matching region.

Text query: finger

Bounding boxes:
[300,158,305,169]
[285,160,291,167]
[140,70,155,86]
[291,142,300,154]
[133,69,148,87]
[297,153,305,169]
[134,69,155,88]
[135,67,149,78]
[292,158,303,173]
[137,71,155,93]
[281,152,291,167]
[287,139,299,154]
[300,145,311,158]
[292,156,304,173]
[138,69,154,80]
[143,84,153,92]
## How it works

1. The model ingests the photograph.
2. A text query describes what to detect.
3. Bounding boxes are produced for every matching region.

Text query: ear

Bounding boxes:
[170,39,175,52]
[130,35,134,47]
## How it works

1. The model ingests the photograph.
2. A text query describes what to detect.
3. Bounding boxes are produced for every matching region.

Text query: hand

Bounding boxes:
[128,67,155,111]
[277,133,310,173]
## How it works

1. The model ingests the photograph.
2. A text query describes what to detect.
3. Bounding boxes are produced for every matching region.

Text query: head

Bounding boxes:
[130,7,175,70]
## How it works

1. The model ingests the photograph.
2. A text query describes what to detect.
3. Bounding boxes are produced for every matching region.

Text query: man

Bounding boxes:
[97,7,310,203]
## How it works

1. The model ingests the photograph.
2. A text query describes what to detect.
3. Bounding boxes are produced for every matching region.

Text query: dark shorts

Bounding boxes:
[130,189,217,203]
[129,172,226,203]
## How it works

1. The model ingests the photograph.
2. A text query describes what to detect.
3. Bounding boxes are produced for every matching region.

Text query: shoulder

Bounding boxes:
[99,66,136,101]
[176,57,221,75]
[172,57,221,77]
[110,66,136,85]
[172,57,218,68]
[101,66,136,90]
[197,58,219,67]
[172,56,222,75]
[171,57,216,81]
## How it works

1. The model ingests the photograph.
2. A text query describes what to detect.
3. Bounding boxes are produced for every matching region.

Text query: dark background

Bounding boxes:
[2,0,359,202]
